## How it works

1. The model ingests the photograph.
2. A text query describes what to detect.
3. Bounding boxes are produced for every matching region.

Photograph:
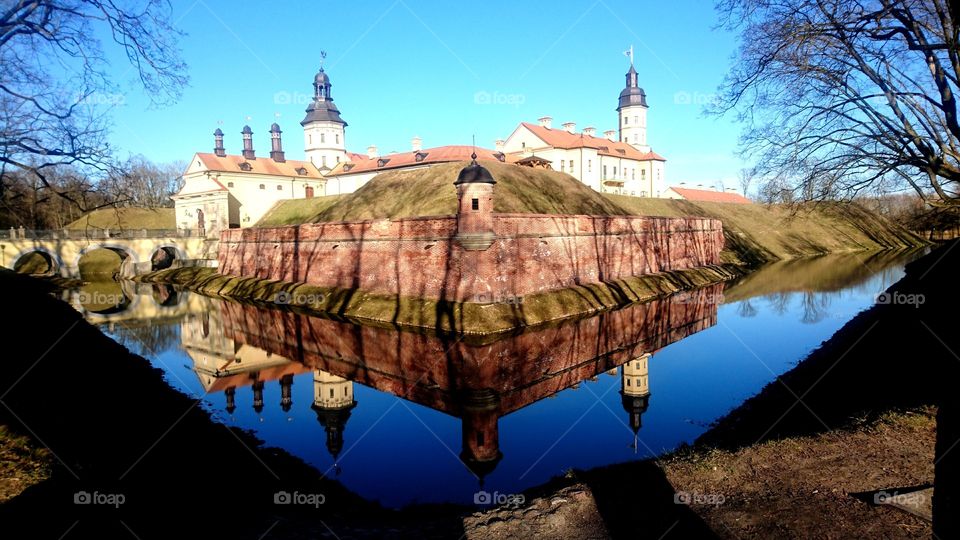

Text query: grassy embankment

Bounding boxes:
[258,161,927,266]
[65,207,174,231]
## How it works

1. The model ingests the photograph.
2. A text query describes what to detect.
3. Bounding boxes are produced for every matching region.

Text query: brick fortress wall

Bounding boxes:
[218,212,723,302]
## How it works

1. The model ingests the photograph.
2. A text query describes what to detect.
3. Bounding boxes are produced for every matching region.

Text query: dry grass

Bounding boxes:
[66,207,174,230]
[256,195,344,226]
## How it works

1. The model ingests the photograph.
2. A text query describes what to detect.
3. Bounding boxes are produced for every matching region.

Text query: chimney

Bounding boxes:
[241,125,255,160]
[213,128,226,157]
[538,116,553,129]
[604,129,616,141]
[494,139,505,152]
[367,145,378,159]
[411,136,422,152]
[269,123,285,162]
[562,122,576,133]
[582,127,596,137]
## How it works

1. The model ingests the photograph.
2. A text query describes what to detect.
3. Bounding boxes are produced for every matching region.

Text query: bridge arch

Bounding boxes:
[10,247,65,276]
[150,243,185,271]
[74,243,139,278]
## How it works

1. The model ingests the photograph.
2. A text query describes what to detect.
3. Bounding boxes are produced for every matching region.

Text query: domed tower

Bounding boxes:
[311,369,356,461]
[454,155,497,251]
[301,66,347,171]
[620,353,652,434]
[617,50,650,153]
[458,389,503,485]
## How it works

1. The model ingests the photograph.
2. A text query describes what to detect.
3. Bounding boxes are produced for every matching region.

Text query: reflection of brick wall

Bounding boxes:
[217,283,722,417]
[218,213,723,302]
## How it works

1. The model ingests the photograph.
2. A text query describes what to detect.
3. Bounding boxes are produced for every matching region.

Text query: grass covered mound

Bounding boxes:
[66,207,174,230]
[257,160,925,265]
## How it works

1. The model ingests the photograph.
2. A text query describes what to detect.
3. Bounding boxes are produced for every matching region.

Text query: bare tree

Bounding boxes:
[738,167,756,197]
[713,0,960,208]
[100,155,184,207]
[0,0,187,207]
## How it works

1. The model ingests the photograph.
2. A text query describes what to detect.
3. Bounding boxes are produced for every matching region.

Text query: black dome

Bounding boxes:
[241,125,253,134]
[270,122,281,132]
[314,69,330,85]
[213,128,223,136]
[618,86,648,109]
[454,154,496,185]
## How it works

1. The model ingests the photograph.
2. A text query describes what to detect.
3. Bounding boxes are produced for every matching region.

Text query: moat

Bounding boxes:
[62,249,922,508]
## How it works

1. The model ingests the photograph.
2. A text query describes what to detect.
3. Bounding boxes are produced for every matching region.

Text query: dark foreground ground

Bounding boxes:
[1,241,958,538]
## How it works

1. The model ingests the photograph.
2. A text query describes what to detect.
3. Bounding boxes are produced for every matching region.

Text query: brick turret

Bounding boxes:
[454,154,496,250]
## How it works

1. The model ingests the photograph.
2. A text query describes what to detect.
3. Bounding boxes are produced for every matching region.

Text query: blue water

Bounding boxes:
[85,251,918,508]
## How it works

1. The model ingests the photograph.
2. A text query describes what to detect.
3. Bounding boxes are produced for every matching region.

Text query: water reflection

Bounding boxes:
[179,284,721,481]
[67,249,924,505]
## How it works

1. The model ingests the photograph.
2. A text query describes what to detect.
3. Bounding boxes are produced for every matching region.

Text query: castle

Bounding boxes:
[173,54,666,237]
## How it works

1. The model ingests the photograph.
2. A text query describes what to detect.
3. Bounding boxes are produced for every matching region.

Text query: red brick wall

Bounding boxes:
[218,213,723,302]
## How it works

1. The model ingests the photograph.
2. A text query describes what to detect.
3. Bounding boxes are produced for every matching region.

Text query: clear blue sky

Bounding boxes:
[104,0,745,189]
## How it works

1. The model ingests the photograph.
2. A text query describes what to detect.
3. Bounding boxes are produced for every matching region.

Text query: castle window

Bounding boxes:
[603,165,607,178]
[320,133,325,144]
[414,152,427,162]
[624,117,628,125]
[335,134,339,144]
[296,167,308,175]
[227,182,234,188]
[259,184,265,190]
[336,156,340,163]
[569,160,574,171]
[587,160,591,172]
[329,388,334,398]
[560,161,565,172]
[521,142,526,149]
[377,158,389,167]
[322,156,327,167]
[471,198,479,211]
[277,185,283,190]
[641,169,646,178]
[239,162,252,171]
[308,134,312,144]
[634,116,638,124]
[632,169,635,180]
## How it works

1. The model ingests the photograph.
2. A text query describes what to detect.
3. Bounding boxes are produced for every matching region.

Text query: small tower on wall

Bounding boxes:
[617,46,650,153]
[620,353,652,434]
[454,154,497,250]
[301,62,347,171]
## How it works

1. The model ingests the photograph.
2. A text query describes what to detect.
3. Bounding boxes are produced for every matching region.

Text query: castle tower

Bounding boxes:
[213,128,226,157]
[620,353,652,434]
[458,389,503,485]
[311,369,356,461]
[454,155,497,251]
[301,66,347,171]
[241,125,255,160]
[617,48,650,153]
[269,123,286,162]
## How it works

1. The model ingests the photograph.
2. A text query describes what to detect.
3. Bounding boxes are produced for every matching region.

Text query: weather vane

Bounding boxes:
[320,50,327,69]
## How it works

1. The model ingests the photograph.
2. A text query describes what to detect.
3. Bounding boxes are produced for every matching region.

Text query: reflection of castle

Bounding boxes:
[179,301,358,462]
[198,283,720,481]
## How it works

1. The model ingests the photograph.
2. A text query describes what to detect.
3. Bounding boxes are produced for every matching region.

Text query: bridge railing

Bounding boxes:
[1,228,208,240]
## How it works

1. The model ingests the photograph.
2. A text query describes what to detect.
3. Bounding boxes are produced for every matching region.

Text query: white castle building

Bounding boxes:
[173,53,666,236]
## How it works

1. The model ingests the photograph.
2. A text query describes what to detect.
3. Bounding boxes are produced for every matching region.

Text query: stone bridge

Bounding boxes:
[0,228,217,278]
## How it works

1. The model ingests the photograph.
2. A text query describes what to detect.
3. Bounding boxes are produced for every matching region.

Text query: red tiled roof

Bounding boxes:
[327,145,513,176]
[193,153,324,179]
[668,187,752,204]
[519,122,666,162]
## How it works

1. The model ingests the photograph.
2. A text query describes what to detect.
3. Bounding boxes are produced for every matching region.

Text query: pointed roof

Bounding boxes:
[666,187,752,204]
[327,145,513,176]
[187,152,324,179]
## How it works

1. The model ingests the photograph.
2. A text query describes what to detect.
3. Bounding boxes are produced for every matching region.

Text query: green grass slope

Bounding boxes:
[66,207,174,230]
[254,161,926,265]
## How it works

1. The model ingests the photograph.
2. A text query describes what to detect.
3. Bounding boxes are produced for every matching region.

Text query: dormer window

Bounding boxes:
[494,152,505,162]
[239,162,252,171]
[377,158,389,168]
[414,152,427,162]
[296,167,308,175]
[616,149,626,155]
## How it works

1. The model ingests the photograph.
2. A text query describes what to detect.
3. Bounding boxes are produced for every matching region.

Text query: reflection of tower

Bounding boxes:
[311,370,356,461]
[279,374,294,412]
[620,353,652,434]
[224,387,237,414]
[459,389,503,485]
[251,373,265,414]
